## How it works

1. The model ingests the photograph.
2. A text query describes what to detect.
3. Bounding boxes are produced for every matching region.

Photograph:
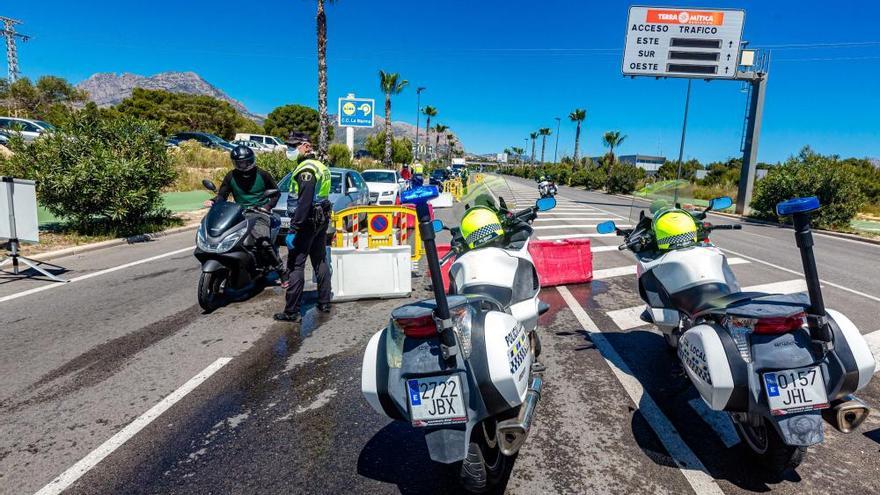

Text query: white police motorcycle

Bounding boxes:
[361,179,554,493]
[598,196,876,475]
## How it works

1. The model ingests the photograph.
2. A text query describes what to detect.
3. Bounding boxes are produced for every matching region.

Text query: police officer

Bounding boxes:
[274,132,333,323]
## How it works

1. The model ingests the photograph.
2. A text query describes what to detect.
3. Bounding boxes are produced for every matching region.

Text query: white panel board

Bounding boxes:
[0,177,39,243]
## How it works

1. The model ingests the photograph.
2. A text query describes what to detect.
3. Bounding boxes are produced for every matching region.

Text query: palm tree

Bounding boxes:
[569,109,586,165]
[446,133,456,161]
[529,132,538,164]
[434,124,448,156]
[378,70,408,166]
[316,0,336,160]
[422,105,437,157]
[538,128,552,164]
[512,146,525,164]
[602,130,627,165]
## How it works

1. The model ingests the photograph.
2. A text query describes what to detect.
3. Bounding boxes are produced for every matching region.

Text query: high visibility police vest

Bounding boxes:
[290,159,331,201]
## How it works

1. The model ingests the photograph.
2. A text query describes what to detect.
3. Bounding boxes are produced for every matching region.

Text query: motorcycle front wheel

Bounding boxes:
[197,271,227,312]
[458,420,512,493]
[732,415,807,476]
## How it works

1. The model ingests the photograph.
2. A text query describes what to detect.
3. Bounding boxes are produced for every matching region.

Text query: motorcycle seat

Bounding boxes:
[690,291,768,318]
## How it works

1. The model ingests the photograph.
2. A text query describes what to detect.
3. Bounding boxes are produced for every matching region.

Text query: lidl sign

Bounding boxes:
[338,97,375,127]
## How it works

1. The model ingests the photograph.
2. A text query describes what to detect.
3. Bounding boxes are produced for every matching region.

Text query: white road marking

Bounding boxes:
[591,245,621,253]
[605,276,800,331]
[593,258,748,282]
[687,398,741,448]
[720,247,880,304]
[532,224,632,230]
[0,246,194,305]
[540,212,609,216]
[556,286,724,495]
[538,233,616,240]
[534,217,614,222]
[34,357,232,495]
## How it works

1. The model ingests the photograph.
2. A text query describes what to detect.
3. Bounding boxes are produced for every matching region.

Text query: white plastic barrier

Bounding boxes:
[429,192,454,208]
[330,245,412,302]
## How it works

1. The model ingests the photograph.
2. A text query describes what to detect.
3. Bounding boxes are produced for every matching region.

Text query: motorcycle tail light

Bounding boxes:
[754,312,806,335]
[393,314,438,338]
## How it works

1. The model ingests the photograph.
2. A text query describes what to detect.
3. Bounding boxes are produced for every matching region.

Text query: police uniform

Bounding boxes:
[277,157,333,319]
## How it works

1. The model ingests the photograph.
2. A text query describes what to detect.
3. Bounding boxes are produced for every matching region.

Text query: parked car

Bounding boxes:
[429,168,450,186]
[169,132,234,151]
[0,116,55,143]
[230,139,274,153]
[234,133,287,152]
[361,169,406,205]
[272,167,371,240]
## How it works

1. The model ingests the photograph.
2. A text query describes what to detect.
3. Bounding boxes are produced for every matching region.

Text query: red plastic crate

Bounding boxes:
[528,239,593,287]
[427,243,453,292]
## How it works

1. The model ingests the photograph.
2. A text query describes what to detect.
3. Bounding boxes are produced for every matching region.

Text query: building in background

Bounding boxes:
[619,155,666,175]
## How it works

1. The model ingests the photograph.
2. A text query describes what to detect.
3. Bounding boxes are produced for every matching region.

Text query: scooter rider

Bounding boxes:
[274,132,333,323]
[204,145,284,273]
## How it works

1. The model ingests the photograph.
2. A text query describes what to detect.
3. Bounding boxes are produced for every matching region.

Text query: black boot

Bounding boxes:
[317,303,331,313]
[273,312,301,322]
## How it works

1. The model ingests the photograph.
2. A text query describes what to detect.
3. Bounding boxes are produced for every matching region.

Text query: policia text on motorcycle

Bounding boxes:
[274,132,333,323]
[204,145,284,273]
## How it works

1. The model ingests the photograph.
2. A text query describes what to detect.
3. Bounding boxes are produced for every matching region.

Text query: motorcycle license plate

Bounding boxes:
[406,375,467,427]
[763,366,829,416]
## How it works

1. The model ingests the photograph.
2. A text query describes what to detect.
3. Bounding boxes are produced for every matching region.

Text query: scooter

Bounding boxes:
[361,184,553,493]
[538,180,557,199]
[597,196,876,475]
[193,180,281,311]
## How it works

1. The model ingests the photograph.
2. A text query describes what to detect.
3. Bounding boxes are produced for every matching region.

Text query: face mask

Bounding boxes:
[288,149,300,161]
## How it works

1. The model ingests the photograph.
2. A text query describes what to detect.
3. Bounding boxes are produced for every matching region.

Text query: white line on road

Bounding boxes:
[532,223,632,230]
[720,247,880,304]
[687,399,740,448]
[0,246,194,305]
[538,233,616,240]
[534,216,615,222]
[591,245,621,253]
[863,329,880,373]
[556,286,724,495]
[593,258,749,281]
[606,278,805,331]
[34,357,232,495]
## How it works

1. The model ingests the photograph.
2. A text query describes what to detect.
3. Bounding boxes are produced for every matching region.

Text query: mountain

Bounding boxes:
[77,71,263,122]
[332,116,461,151]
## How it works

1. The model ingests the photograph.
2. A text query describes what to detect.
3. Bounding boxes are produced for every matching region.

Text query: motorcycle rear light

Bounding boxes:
[753,312,806,335]
[394,314,438,338]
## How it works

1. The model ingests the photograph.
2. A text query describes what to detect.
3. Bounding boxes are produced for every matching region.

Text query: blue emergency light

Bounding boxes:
[401,185,439,205]
[776,196,820,216]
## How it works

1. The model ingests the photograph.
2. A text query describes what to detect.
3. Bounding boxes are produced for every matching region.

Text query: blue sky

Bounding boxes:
[9,0,880,162]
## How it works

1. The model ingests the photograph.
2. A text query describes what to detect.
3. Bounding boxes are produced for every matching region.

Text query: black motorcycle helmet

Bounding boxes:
[231,145,256,172]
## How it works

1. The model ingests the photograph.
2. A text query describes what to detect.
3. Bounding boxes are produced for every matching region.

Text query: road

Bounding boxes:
[1,176,878,494]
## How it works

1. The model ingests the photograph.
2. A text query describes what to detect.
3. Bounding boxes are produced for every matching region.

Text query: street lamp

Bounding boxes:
[553,117,561,164]
[415,86,426,160]
[524,137,529,165]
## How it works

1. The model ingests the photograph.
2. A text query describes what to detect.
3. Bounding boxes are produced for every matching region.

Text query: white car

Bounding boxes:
[0,116,55,143]
[234,133,287,152]
[362,169,406,205]
[230,139,274,153]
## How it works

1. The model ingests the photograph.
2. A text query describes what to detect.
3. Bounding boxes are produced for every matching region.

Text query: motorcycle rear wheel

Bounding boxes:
[197,271,226,312]
[733,415,807,476]
[458,420,512,493]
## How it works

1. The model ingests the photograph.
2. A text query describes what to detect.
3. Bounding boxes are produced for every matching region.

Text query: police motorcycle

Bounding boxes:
[597,195,876,475]
[537,176,557,199]
[361,179,554,493]
[194,179,282,311]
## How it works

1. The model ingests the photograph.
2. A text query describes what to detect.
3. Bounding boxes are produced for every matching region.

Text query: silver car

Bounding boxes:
[272,167,371,240]
[0,117,55,143]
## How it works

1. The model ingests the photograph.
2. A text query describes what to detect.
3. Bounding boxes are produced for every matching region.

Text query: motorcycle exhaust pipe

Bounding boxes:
[497,374,543,456]
[822,395,870,433]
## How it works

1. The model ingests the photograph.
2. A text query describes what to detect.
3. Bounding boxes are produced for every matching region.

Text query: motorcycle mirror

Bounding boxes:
[431,219,445,232]
[597,220,617,234]
[639,210,646,220]
[709,196,733,211]
[499,197,508,210]
[535,197,556,212]
[202,179,217,192]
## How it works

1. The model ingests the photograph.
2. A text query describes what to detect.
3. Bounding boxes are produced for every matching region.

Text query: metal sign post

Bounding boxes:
[735,69,768,214]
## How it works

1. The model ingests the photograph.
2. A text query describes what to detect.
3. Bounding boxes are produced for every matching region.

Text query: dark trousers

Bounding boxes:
[284,223,331,315]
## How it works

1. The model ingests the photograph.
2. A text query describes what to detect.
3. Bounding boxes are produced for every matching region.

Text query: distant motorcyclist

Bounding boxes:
[204,145,284,273]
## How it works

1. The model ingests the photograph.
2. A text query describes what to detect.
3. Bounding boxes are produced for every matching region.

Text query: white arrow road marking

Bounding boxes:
[556,286,725,495]
[34,357,232,495]
[687,398,741,448]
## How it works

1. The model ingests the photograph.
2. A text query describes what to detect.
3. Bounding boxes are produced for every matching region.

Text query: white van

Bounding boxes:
[233,133,287,152]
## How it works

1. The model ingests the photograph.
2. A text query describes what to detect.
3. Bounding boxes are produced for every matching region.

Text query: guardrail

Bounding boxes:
[332,205,424,262]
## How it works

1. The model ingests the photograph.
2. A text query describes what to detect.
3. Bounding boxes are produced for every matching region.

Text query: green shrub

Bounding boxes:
[750,147,864,229]
[256,151,294,183]
[605,163,644,194]
[327,143,352,168]
[6,112,176,233]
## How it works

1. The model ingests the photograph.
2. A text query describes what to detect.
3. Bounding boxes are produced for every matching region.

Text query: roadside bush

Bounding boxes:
[750,147,864,229]
[327,143,352,168]
[256,151,294,182]
[5,112,176,233]
[605,163,644,194]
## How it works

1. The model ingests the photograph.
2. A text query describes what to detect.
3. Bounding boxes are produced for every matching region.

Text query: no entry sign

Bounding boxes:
[622,6,745,79]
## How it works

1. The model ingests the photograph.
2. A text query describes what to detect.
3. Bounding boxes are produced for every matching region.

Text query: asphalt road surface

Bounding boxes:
[1,176,879,494]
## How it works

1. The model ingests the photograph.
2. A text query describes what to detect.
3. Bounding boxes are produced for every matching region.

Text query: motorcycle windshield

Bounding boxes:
[628,178,701,225]
[451,174,519,223]
[205,201,245,237]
